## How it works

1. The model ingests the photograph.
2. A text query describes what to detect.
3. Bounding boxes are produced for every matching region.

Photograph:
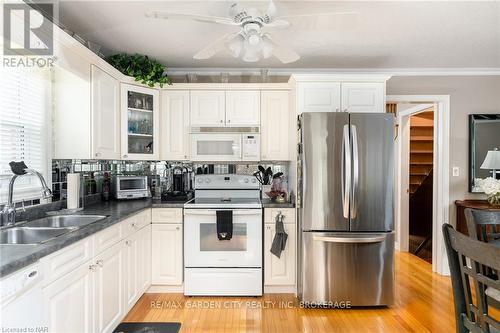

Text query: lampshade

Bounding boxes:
[480,148,500,169]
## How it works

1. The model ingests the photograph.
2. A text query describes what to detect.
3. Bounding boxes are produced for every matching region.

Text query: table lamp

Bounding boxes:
[480,147,500,179]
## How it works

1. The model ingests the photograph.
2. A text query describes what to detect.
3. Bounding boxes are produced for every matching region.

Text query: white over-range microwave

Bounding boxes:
[190,128,260,162]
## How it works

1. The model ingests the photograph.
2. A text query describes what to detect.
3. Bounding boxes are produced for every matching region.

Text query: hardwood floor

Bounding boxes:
[123,252,456,332]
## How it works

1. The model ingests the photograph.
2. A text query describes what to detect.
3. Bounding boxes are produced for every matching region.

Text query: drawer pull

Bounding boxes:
[96,259,103,267]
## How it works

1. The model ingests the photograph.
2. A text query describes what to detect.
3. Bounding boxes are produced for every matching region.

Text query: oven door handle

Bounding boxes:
[184,210,262,216]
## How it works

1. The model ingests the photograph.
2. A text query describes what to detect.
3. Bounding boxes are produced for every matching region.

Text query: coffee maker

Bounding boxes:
[161,165,193,202]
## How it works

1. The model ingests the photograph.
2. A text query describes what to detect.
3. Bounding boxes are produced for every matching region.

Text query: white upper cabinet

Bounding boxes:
[52,42,92,159]
[91,65,120,160]
[160,90,190,160]
[298,82,341,113]
[341,82,385,113]
[225,91,260,126]
[190,91,225,127]
[121,84,160,160]
[261,91,290,161]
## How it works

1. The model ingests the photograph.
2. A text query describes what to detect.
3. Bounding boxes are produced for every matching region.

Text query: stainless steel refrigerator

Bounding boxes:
[297,112,395,306]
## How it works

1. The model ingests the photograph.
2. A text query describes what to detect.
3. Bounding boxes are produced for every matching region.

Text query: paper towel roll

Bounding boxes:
[67,173,80,209]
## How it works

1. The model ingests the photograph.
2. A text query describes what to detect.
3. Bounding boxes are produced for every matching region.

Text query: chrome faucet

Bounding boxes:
[1,169,52,227]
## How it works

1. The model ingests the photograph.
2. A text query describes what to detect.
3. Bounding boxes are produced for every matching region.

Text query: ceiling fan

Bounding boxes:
[145,1,357,64]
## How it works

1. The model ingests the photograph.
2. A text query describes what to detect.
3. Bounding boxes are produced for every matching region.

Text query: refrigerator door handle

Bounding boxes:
[341,124,351,219]
[313,234,385,244]
[350,124,359,219]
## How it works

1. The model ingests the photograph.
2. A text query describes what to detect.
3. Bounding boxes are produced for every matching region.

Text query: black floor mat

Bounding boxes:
[113,322,181,333]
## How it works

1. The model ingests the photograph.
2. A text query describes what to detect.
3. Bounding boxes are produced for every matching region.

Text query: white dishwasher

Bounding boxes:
[0,263,45,331]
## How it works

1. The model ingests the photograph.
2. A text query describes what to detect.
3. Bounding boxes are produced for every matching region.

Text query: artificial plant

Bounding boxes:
[107,53,172,87]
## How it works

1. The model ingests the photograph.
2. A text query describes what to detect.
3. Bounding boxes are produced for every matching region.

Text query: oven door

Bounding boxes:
[190,133,241,161]
[184,209,262,267]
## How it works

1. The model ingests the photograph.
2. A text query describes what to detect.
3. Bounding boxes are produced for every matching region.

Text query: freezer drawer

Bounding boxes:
[300,231,394,306]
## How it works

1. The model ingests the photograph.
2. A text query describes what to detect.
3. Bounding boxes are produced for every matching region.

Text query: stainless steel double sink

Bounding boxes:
[0,215,107,245]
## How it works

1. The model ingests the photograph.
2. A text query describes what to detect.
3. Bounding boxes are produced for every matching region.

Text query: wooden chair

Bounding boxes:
[443,224,500,333]
[464,208,500,245]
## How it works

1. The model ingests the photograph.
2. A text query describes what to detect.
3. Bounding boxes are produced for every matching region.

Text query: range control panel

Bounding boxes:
[194,174,260,190]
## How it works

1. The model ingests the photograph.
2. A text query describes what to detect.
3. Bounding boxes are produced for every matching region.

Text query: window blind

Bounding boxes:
[0,68,50,204]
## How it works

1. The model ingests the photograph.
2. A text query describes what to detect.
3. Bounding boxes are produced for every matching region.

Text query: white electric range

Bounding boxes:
[183,174,263,296]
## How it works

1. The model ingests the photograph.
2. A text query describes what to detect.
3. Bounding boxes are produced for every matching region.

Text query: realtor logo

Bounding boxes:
[3,3,53,56]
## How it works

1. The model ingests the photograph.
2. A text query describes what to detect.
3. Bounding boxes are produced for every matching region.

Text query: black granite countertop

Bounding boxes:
[0,199,153,278]
[261,199,296,208]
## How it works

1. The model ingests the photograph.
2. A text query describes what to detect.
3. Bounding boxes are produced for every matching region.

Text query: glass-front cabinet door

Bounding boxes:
[121,84,159,160]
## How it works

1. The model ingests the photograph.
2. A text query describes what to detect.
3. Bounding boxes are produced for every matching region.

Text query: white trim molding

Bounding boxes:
[166,67,500,77]
[387,95,450,276]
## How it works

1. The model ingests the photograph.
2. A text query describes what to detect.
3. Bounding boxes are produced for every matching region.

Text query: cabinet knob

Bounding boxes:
[96,259,103,267]
[125,240,132,246]
[335,108,339,112]
[184,155,188,159]
[95,152,100,157]
[266,226,271,230]
[89,264,96,271]
[123,154,128,158]
[220,120,223,123]
[176,226,180,231]
[227,119,231,123]
[131,222,137,229]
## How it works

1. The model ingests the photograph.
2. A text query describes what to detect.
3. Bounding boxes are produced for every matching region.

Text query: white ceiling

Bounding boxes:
[57,1,500,70]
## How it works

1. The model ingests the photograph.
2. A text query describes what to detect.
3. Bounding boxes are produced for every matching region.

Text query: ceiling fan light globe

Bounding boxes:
[261,36,273,59]
[243,49,260,62]
[248,34,260,46]
[228,35,244,58]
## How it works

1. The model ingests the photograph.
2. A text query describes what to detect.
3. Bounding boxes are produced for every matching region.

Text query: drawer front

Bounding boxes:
[152,208,183,224]
[94,222,122,255]
[264,208,296,224]
[123,209,151,236]
[41,237,93,286]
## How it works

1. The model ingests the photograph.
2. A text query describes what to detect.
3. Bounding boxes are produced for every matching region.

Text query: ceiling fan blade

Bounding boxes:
[272,11,359,30]
[264,0,277,21]
[145,11,238,26]
[193,32,239,60]
[264,34,300,64]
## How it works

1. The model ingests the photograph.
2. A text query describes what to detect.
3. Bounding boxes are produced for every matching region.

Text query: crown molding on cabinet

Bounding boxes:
[166,67,500,77]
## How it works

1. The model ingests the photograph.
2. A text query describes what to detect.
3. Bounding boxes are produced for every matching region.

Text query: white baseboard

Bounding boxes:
[146,284,184,293]
[264,285,296,293]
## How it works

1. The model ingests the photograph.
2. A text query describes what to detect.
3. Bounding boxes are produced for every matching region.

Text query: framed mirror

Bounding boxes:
[469,114,500,192]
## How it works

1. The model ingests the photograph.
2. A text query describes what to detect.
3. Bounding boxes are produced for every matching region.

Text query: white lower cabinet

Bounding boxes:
[152,224,183,285]
[40,209,152,333]
[123,231,139,311]
[264,223,296,286]
[42,262,94,333]
[137,225,152,293]
[94,241,124,333]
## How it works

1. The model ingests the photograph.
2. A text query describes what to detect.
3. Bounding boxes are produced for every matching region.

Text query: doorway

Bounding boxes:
[408,109,434,263]
[387,95,450,275]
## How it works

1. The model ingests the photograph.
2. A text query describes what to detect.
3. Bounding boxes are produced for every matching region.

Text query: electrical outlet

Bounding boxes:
[452,167,460,177]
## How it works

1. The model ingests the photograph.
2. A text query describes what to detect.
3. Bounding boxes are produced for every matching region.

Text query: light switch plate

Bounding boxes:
[452,167,460,177]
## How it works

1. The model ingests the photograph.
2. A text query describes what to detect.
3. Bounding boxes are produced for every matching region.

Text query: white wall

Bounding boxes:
[386,75,500,226]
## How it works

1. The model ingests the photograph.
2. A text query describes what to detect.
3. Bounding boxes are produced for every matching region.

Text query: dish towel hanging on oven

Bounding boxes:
[216,210,233,240]
[271,212,288,258]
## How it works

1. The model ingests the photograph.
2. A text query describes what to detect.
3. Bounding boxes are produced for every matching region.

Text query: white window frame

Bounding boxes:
[0,67,53,205]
